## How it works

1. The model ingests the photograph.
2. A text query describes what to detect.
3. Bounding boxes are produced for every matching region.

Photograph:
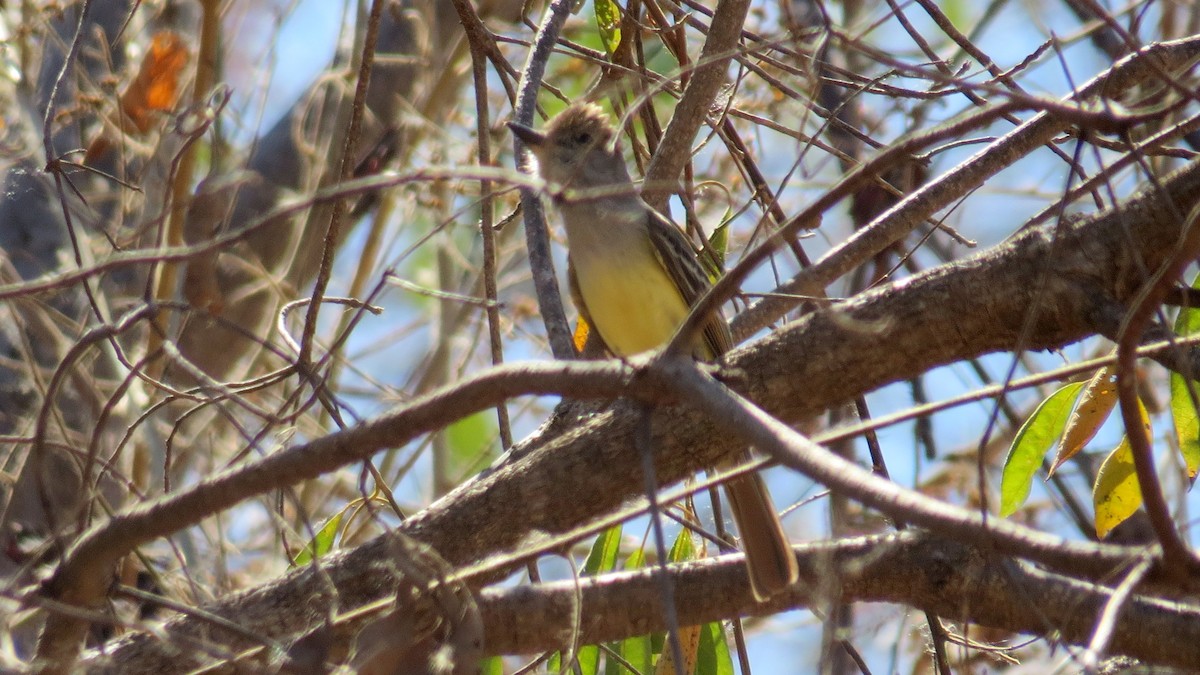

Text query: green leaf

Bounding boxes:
[573,525,624,675]
[578,644,600,675]
[1173,272,1200,336]
[940,0,969,31]
[607,633,653,675]
[1170,372,1200,480]
[445,410,499,479]
[479,656,504,675]
[695,621,734,675]
[650,527,706,673]
[668,525,697,562]
[707,217,731,267]
[707,222,728,262]
[1171,271,1200,482]
[291,511,343,567]
[695,218,730,284]
[585,524,624,575]
[594,0,622,54]
[999,381,1085,516]
[605,546,655,674]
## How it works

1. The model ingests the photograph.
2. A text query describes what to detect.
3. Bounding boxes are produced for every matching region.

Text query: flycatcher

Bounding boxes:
[510,103,799,600]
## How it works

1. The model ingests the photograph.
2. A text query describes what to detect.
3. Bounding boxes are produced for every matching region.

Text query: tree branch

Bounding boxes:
[72,152,1200,671]
[477,532,1200,669]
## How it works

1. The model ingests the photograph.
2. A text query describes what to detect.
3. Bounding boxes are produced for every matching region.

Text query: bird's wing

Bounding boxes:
[643,207,735,359]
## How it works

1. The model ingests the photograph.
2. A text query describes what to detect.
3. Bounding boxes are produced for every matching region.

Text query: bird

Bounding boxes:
[510,103,799,600]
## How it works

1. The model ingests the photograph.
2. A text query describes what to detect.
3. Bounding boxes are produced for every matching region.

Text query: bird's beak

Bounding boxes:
[508,121,546,148]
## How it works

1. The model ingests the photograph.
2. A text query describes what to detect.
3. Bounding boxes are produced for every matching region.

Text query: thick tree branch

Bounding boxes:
[35,360,643,668]
[641,0,751,213]
[5,4,1194,672]
[73,151,1200,671]
[729,34,1200,341]
[477,532,1200,669]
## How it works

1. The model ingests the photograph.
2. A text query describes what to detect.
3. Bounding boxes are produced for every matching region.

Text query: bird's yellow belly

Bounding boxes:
[575,255,691,357]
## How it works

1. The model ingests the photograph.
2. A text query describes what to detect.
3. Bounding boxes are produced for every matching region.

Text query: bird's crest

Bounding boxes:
[544,103,617,148]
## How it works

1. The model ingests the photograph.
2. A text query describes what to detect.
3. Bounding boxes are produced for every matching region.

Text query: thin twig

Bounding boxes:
[299,0,386,367]
[1114,201,1200,578]
[512,0,576,360]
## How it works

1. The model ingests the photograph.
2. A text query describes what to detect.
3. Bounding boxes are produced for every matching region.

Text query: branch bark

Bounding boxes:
[477,533,1199,669]
[73,152,1200,671]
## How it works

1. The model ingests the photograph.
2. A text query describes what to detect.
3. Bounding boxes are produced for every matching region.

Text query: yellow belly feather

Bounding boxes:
[574,250,690,357]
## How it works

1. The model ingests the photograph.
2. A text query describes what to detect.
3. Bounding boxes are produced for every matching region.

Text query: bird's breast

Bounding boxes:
[572,242,691,357]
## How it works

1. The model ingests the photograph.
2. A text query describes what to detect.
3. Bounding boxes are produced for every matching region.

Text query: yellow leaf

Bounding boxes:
[1093,400,1150,538]
[1049,364,1118,476]
[654,626,700,675]
[655,516,701,674]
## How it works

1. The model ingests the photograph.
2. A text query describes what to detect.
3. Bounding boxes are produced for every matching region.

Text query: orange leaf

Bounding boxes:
[121,31,189,133]
[1049,365,1118,476]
